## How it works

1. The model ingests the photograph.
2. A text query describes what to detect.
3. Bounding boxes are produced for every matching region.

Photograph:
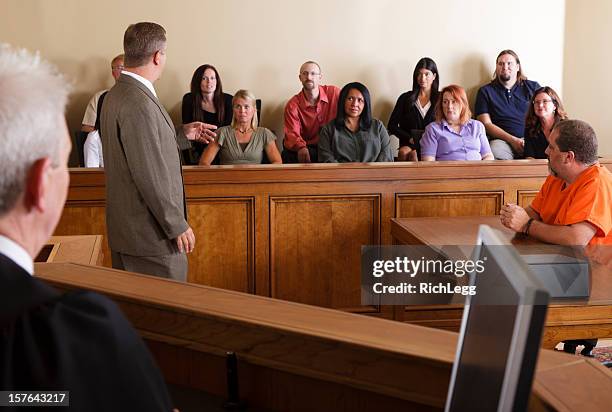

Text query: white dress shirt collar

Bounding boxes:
[0,234,33,275]
[122,70,157,98]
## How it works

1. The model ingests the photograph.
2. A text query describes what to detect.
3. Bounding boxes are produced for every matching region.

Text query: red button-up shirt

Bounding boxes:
[283,85,340,151]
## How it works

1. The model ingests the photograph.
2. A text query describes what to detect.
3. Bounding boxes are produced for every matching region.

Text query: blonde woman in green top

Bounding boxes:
[199,90,282,165]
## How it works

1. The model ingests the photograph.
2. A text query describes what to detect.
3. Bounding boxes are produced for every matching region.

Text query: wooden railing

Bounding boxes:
[55,160,612,318]
[35,263,612,412]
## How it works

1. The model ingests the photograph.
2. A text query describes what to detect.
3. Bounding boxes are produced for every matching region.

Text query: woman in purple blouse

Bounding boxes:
[420,85,494,161]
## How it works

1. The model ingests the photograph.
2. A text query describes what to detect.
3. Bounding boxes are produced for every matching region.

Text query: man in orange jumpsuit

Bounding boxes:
[501,119,612,246]
[501,119,612,357]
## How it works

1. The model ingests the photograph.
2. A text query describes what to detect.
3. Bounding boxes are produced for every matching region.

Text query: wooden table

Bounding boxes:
[391,216,612,349]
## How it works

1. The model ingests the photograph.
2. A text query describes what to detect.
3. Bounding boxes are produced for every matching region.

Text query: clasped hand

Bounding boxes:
[500,203,530,233]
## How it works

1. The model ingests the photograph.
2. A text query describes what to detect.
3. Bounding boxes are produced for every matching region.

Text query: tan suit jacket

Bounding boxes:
[100,74,190,256]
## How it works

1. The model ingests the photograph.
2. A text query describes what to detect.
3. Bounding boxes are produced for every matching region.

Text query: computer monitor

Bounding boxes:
[445,225,550,412]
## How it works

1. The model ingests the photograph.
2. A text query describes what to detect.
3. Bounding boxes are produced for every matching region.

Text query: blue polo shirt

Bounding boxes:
[474,79,540,138]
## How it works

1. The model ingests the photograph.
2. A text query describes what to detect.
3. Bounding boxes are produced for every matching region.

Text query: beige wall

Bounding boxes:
[564,0,611,156]
[2,0,564,149]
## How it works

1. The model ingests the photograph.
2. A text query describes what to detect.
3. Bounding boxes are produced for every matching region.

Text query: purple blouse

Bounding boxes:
[420,119,492,161]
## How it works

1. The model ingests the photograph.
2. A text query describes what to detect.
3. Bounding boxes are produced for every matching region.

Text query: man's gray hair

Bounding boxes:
[0,44,71,216]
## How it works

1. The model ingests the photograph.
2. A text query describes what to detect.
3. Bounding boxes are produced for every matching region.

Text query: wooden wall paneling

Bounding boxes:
[379,190,400,319]
[541,323,612,349]
[395,191,503,218]
[186,197,255,293]
[54,201,110,267]
[253,192,270,298]
[518,190,539,208]
[269,194,381,311]
[59,161,612,314]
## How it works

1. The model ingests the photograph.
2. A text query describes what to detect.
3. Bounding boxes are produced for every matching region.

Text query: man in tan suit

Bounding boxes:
[101,22,214,281]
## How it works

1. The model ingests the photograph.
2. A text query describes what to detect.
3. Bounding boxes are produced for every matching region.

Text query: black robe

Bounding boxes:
[0,253,173,411]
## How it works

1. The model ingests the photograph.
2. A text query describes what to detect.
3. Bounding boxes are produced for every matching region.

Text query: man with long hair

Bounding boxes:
[475,49,541,159]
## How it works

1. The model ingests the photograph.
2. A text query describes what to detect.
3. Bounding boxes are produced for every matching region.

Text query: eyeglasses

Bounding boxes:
[533,99,553,106]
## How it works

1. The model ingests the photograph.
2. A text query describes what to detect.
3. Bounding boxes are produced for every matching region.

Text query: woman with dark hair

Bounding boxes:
[181,64,233,163]
[318,82,393,163]
[420,85,493,161]
[524,86,568,159]
[387,57,439,161]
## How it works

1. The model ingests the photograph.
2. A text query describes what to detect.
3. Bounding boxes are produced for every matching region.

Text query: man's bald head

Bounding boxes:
[300,60,321,74]
[111,54,124,80]
[298,61,322,92]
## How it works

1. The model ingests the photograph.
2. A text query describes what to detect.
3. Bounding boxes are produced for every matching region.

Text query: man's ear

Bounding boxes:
[153,50,162,66]
[565,150,576,164]
[23,158,51,213]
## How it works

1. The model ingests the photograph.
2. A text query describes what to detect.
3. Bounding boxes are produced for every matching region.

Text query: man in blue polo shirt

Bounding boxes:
[475,49,540,159]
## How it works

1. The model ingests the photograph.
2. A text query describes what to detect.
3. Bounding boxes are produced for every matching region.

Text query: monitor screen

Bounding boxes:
[445,225,550,412]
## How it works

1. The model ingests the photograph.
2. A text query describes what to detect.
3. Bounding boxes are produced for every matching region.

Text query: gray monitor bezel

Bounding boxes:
[444,225,549,412]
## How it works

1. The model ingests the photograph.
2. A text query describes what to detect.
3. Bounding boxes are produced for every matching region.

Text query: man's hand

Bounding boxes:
[297,147,311,163]
[183,122,217,143]
[509,136,525,156]
[500,203,530,233]
[175,227,195,253]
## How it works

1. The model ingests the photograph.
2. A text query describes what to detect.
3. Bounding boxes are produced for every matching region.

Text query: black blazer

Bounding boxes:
[387,90,437,149]
[0,253,173,411]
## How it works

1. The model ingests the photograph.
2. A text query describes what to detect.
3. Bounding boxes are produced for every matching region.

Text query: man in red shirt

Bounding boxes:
[282,61,340,163]
[501,119,612,246]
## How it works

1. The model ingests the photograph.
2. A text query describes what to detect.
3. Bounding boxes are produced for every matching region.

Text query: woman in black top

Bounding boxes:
[388,57,439,161]
[181,64,233,164]
[524,86,567,159]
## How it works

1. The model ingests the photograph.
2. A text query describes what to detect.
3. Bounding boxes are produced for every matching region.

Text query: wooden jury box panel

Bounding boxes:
[396,191,503,217]
[270,195,380,310]
[186,198,255,293]
[56,161,612,315]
